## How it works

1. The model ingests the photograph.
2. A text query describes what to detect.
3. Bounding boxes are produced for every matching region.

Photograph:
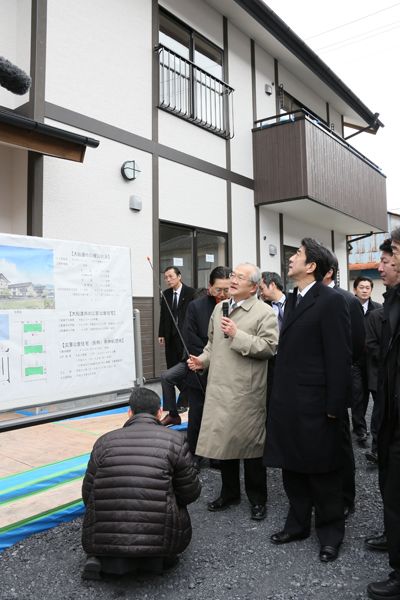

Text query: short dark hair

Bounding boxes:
[209,266,231,285]
[391,226,400,244]
[301,238,331,282]
[164,266,181,276]
[261,271,283,291]
[129,387,161,415]
[320,248,338,281]
[380,238,393,254]
[353,276,374,290]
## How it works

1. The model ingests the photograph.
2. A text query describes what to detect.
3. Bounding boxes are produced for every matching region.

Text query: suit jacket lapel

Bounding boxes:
[280,283,318,335]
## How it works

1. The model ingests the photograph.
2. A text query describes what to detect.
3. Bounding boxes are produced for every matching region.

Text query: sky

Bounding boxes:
[264,0,400,212]
[0,245,54,285]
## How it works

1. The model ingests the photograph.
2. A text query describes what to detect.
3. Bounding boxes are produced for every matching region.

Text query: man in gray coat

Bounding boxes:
[81,387,201,579]
[188,263,278,521]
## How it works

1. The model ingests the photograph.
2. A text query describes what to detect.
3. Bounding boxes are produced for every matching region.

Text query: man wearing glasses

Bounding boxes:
[187,263,278,521]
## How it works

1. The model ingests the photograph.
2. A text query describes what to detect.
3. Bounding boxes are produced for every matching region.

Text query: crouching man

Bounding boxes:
[81,387,201,579]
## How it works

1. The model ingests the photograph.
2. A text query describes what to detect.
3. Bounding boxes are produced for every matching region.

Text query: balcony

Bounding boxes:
[156,43,234,139]
[252,110,387,234]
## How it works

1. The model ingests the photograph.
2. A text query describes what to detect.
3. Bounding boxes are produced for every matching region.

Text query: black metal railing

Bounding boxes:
[253,108,383,174]
[156,44,234,139]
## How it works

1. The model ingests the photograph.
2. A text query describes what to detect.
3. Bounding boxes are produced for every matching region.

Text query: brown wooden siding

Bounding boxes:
[253,118,387,231]
[132,297,166,381]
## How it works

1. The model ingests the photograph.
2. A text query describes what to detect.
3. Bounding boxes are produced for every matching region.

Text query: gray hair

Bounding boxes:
[391,226,400,244]
[239,263,261,285]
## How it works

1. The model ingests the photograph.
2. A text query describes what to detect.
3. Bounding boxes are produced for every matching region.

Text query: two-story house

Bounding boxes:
[0,0,387,380]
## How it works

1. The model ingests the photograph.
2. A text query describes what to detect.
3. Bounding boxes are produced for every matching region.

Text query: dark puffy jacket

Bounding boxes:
[81,413,201,557]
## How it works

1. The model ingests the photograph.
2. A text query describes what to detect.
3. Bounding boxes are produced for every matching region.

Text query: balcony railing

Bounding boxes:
[156,43,234,139]
[254,108,382,173]
[252,108,387,231]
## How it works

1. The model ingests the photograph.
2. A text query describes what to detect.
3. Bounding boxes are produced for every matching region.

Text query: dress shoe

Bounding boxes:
[344,504,355,519]
[209,459,221,470]
[356,431,368,445]
[365,533,388,552]
[192,455,205,471]
[367,573,400,599]
[366,450,379,465]
[251,504,266,521]
[207,496,240,512]
[319,545,339,562]
[270,530,309,544]
[82,556,102,580]
[160,414,181,427]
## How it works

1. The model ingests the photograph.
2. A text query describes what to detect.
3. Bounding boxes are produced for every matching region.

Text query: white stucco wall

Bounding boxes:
[0,0,31,110]
[278,64,327,122]
[283,214,331,249]
[333,232,349,289]
[231,184,256,266]
[42,121,153,297]
[0,146,27,234]
[258,207,281,272]
[158,158,227,232]
[329,105,343,137]
[158,111,227,167]
[46,0,152,138]
[254,44,276,123]
[228,22,253,178]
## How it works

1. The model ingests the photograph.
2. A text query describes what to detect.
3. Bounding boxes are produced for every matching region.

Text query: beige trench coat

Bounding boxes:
[195,295,278,460]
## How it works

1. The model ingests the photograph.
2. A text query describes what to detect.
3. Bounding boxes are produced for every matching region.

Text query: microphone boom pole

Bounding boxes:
[146,257,206,393]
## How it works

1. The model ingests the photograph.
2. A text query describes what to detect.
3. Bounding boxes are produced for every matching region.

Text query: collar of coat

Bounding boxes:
[123,413,162,428]
[230,294,258,312]
[281,281,323,334]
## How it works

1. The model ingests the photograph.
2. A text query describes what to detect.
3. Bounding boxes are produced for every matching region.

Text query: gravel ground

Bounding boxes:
[0,424,389,600]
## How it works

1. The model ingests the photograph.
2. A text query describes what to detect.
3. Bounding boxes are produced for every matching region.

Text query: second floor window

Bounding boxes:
[157,8,234,138]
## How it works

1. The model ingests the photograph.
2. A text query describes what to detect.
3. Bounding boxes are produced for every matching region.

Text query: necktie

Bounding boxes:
[230,301,237,314]
[172,291,178,321]
[295,293,302,308]
[272,302,284,330]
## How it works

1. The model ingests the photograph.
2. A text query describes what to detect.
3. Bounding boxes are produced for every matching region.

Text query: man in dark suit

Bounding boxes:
[265,238,352,563]
[351,276,381,445]
[158,266,195,425]
[367,227,400,599]
[322,251,365,519]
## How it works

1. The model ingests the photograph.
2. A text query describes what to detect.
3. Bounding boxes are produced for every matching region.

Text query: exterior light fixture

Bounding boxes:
[121,160,140,181]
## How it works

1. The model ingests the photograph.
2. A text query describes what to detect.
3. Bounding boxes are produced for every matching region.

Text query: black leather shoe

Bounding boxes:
[367,574,400,599]
[270,530,309,544]
[344,504,355,519]
[319,545,339,562]
[82,556,102,580]
[207,496,240,512]
[366,450,379,465]
[365,533,388,552]
[251,504,266,521]
[357,432,368,445]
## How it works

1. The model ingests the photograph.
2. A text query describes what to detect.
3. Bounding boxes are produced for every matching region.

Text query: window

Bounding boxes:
[157,8,234,138]
[160,222,228,289]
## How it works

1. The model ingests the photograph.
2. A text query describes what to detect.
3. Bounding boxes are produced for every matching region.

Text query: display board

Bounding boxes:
[0,234,135,411]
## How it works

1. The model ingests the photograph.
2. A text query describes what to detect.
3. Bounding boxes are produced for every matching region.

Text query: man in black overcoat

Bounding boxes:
[367,227,400,600]
[264,238,352,563]
[322,250,365,518]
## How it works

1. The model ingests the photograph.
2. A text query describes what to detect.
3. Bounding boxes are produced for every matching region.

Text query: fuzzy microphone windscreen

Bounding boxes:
[0,56,31,95]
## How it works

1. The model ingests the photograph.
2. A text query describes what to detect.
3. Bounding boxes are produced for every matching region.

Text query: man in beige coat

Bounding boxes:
[188,263,278,520]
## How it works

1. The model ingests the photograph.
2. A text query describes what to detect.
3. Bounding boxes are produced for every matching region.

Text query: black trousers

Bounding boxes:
[160,361,187,412]
[187,385,205,455]
[380,424,400,576]
[282,468,345,547]
[220,458,267,506]
[351,362,370,435]
[341,410,356,508]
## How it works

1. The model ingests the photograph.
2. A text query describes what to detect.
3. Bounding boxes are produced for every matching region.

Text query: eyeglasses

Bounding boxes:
[214,287,230,294]
[229,272,252,283]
